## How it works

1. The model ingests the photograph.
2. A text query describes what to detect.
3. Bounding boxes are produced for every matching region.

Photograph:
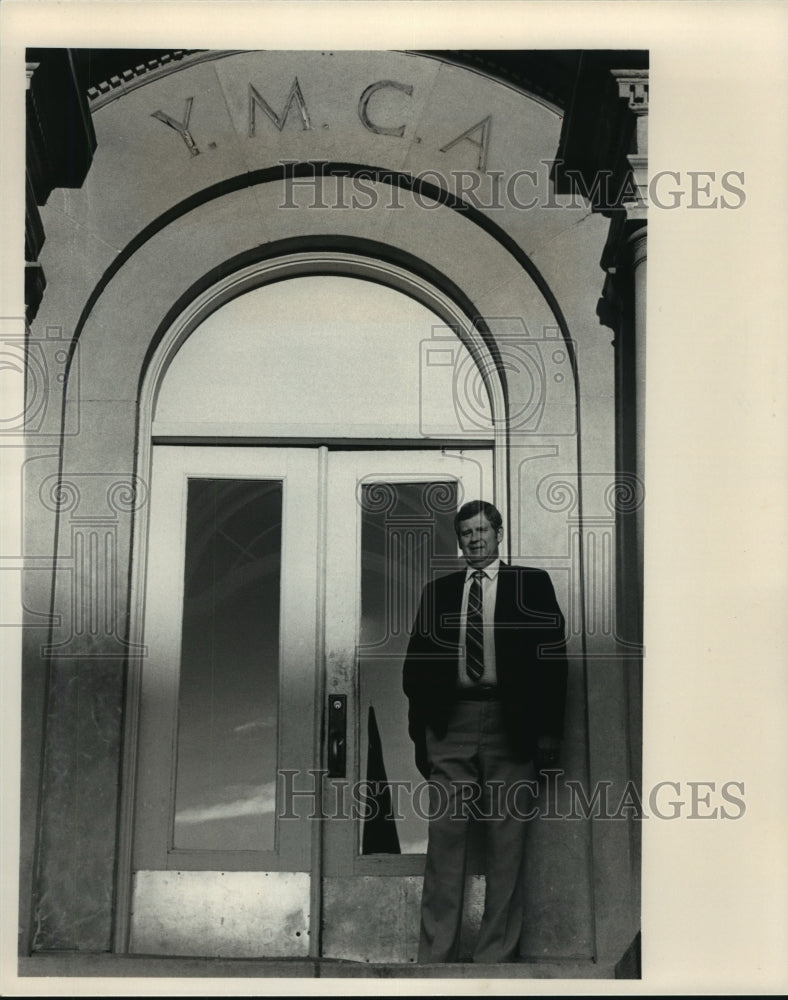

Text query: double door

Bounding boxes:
[130,445,493,960]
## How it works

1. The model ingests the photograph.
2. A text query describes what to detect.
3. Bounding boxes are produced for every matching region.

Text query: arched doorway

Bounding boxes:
[124,269,503,959]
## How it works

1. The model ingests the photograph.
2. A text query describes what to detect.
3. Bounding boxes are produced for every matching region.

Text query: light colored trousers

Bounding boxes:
[419,698,537,964]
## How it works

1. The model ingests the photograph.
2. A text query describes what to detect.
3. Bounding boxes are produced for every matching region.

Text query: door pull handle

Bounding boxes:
[327,694,347,778]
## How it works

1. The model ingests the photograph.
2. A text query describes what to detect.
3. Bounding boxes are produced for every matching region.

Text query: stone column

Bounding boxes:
[628,225,647,628]
[581,66,649,964]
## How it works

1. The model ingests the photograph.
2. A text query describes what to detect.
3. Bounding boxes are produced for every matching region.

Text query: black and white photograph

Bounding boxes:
[1,2,786,995]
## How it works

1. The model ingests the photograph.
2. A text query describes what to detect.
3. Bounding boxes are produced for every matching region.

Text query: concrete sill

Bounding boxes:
[20,953,616,979]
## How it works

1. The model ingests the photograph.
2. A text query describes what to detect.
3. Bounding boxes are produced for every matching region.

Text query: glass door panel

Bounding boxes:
[357,479,461,856]
[173,477,283,852]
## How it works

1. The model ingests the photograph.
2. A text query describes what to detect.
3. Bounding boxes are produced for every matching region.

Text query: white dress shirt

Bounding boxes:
[457,558,500,688]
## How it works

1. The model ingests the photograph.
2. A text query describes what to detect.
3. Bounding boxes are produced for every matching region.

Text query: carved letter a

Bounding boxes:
[440,115,492,172]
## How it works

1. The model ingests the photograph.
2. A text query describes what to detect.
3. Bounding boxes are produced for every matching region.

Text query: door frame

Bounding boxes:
[113,255,510,953]
[126,444,495,958]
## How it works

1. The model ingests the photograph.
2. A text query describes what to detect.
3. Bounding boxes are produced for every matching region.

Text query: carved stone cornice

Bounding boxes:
[25,51,98,322]
[26,50,96,202]
[601,214,647,272]
[627,226,648,270]
[25,263,46,325]
[611,69,648,220]
[86,50,220,108]
[597,270,622,332]
[82,49,579,114]
[611,69,649,116]
[553,54,648,217]
[25,172,44,262]
[597,218,647,332]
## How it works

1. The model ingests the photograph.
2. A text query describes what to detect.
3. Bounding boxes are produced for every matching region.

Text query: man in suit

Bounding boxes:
[402,499,568,964]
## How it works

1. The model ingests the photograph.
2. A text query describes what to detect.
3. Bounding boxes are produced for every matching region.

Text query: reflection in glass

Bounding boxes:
[358,480,459,855]
[173,478,281,851]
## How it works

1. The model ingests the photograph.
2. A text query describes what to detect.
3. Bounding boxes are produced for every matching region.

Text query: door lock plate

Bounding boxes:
[327,694,347,778]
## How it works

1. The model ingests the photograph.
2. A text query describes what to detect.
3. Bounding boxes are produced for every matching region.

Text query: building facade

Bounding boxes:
[20,48,647,976]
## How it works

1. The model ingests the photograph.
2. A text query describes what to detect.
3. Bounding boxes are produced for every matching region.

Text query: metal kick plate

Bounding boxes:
[321,875,485,963]
[130,870,310,957]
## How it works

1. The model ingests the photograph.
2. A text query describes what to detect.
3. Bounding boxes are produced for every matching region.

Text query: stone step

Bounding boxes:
[20,952,619,979]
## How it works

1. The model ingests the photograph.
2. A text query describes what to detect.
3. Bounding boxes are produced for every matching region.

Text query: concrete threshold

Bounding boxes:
[19,953,616,979]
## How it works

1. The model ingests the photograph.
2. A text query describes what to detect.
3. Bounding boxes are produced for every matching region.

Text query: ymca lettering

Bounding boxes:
[151,77,492,169]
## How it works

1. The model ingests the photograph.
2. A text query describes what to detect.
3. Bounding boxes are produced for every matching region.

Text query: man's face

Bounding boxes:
[457,513,503,568]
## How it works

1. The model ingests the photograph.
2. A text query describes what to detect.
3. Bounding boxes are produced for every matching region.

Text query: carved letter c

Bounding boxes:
[358,80,413,138]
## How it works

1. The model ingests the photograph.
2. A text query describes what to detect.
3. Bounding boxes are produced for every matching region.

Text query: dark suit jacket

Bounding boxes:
[402,563,568,777]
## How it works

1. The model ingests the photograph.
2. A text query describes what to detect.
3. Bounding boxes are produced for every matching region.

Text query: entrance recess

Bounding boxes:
[130,444,492,959]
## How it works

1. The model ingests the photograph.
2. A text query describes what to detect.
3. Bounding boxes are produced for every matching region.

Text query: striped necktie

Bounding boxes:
[465,569,485,682]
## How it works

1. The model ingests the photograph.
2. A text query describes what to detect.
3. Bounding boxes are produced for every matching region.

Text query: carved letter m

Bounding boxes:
[248,77,313,137]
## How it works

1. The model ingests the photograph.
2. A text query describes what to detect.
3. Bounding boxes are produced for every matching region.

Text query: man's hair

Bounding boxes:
[453,500,503,537]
